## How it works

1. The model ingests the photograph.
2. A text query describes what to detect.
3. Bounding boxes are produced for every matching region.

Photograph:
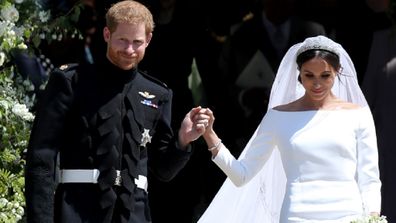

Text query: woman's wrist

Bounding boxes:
[203,130,218,145]
[208,139,222,151]
[204,131,222,155]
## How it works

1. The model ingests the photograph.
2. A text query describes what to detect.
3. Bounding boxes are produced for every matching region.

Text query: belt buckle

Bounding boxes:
[114,170,122,186]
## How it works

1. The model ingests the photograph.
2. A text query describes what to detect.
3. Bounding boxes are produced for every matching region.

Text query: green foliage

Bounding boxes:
[0,169,25,222]
[0,70,30,222]
[351,215,388,223]
[0,0,83,221]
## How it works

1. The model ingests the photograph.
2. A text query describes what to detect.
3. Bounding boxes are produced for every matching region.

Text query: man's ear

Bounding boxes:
[146,33,153,46]
[103,27,111,42]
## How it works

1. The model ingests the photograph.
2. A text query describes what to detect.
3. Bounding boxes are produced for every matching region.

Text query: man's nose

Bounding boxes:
[125,43,134,54]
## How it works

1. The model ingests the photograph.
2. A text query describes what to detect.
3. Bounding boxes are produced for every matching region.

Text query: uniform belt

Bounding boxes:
[58,169,148,192]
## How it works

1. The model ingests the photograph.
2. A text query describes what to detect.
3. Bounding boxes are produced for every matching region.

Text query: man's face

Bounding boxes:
[103,22,152,70]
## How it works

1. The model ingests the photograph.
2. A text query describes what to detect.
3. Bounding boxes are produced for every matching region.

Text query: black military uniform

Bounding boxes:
[25,56,192,223]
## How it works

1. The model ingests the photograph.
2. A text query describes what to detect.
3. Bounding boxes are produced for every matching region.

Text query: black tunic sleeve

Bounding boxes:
[147,88,192,182]
[25,65,76,223]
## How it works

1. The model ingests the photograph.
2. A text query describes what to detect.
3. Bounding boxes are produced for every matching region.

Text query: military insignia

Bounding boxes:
[140,129,152,147]
[138,91,156,99]
[59,64,68,70]
[140,99,158,108]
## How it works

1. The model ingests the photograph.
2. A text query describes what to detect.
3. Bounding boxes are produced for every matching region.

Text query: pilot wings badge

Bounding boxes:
[140,129,152,148]
[138,91,156,99]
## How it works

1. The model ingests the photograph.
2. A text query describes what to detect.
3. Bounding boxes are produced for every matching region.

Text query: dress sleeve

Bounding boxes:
[213,112,276,187]
[356,107,382,213]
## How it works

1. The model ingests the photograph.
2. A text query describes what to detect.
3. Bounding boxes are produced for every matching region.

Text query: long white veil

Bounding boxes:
[197,36,368,223]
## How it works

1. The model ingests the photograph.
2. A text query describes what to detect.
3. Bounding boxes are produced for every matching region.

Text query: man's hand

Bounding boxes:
[178,106,210,148]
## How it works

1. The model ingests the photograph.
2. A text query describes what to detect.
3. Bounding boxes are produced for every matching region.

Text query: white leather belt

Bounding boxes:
[58,169,148,192]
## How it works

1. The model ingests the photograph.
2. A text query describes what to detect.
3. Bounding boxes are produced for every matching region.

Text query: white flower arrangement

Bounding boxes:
[0,0,82,70]
[11,103,34,121]
[0,0,82,221]
[351,215,388,223]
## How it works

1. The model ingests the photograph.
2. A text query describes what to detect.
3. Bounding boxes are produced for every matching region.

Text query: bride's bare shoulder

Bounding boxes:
[273,101,299,111]
[333,101,361,110]
[272,100,362,111]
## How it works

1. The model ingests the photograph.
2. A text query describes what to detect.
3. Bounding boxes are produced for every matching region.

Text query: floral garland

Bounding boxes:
[0,0,82,221]
[351,215,388,223]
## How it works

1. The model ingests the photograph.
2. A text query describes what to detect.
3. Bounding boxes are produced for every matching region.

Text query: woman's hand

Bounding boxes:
[178,106,211,148]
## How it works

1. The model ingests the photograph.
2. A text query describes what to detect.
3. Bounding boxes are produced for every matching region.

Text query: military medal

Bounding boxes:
[140,128,152,147]
[139,91,158,108]
[140,99,158,108]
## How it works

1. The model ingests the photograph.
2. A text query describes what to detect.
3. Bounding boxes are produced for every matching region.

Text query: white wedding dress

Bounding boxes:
[198,36,381,223]
[199,107,381,223]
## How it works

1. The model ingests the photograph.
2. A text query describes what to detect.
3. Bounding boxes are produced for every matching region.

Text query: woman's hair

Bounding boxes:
[296,49,341,72]
[105,0,155,34]
[296,49,341,83]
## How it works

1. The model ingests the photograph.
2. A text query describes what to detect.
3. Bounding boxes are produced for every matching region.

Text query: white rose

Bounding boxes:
[0,99,10,110]
[0,52,6,67]
[17,43,27,49]
[1,5,19,23]
[39,10,50,23]
[12,103,35,121]
[0,198,7,208]
[7,29,16,37]
[0,21,8,36]
[39,33,46,39]
[13,25,25,37]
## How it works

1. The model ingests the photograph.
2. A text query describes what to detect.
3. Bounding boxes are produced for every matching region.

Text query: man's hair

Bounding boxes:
[106,0,155,34]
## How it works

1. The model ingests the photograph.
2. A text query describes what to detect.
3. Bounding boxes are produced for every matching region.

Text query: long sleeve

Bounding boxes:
[356,107,382,213]
[147,88,192,182]
[213,114,276,187]
[25,67,75,223]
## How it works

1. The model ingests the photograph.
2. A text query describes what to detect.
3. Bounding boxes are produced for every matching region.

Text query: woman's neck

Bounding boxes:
[299,94,340,110]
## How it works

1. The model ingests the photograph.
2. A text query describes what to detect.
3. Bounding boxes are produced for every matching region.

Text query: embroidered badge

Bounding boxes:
[140,99,158,108]
[140,129,152,147]
[139,91,156,99]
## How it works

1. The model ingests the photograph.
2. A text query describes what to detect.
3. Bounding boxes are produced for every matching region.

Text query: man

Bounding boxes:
[25,1,208,222]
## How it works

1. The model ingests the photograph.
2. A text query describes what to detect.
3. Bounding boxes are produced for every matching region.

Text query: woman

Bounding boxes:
[198,36,381,222]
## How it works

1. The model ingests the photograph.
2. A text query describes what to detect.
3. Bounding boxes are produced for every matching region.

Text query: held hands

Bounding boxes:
[178,106,212,148]
[198,108,222,156]
[178,106,221,155]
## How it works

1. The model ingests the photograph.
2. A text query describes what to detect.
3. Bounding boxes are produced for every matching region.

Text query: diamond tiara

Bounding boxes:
[296,35,340,57]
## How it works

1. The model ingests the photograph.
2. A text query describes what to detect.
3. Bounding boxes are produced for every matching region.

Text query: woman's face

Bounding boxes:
[299,57,337,102]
